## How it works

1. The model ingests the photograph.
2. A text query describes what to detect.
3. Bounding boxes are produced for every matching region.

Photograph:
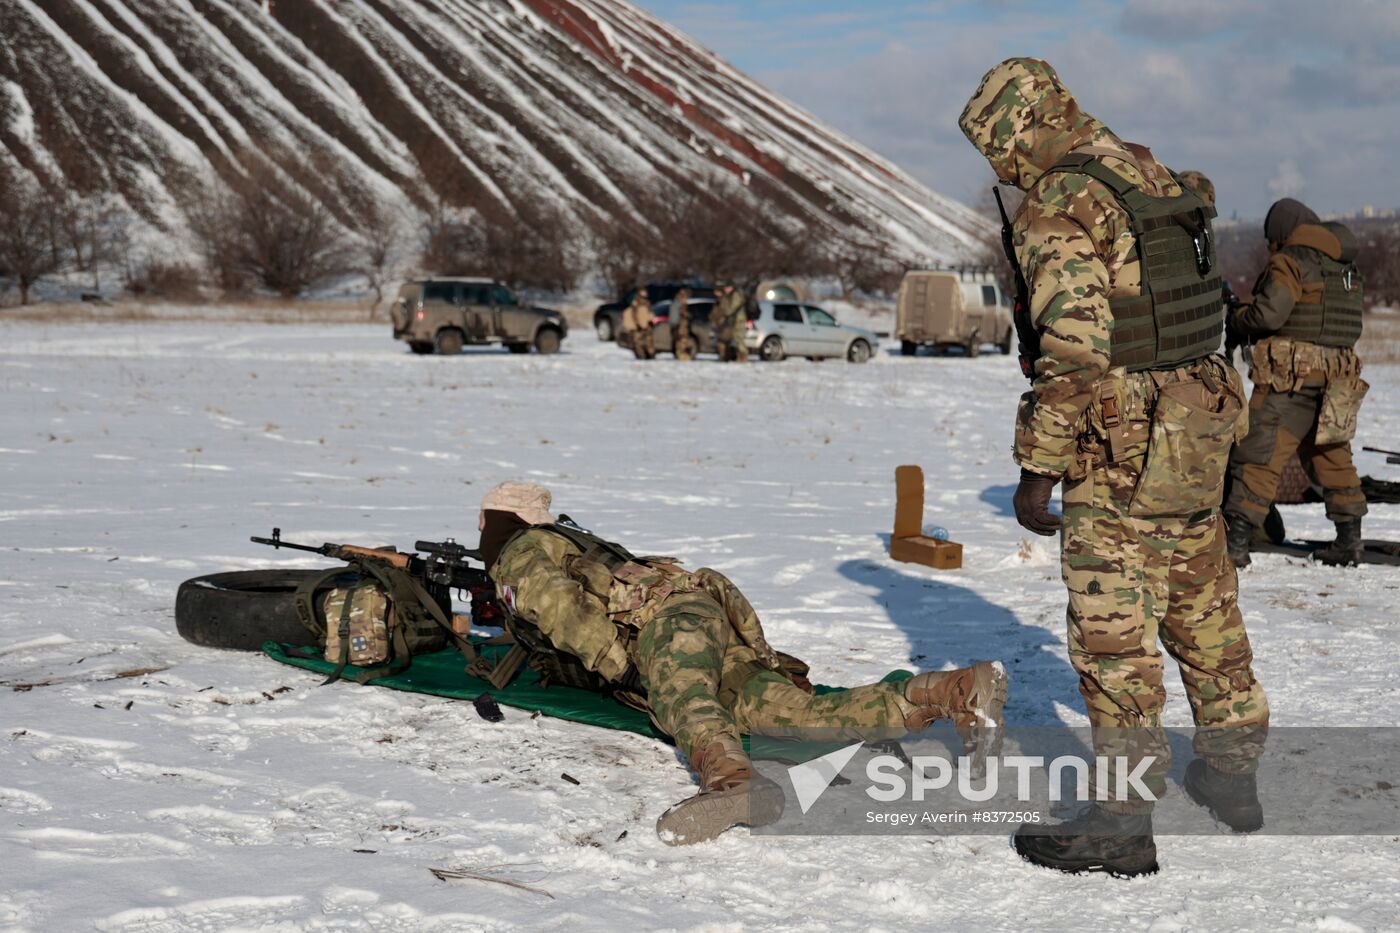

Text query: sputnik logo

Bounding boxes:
[786,742,865,814]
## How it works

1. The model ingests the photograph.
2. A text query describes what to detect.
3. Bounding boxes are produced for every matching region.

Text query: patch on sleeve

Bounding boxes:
[499,584,515,611]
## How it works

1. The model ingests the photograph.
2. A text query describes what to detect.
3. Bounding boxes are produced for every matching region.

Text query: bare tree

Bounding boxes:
[59,193,128,293]
[188,158,353,297]
[419,194,584,292]
[350,199,410,313]
[0,167,68,305]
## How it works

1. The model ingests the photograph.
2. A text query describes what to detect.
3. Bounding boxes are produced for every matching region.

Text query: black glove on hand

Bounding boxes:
[1013,469,1062,536]
[617,663,644,694]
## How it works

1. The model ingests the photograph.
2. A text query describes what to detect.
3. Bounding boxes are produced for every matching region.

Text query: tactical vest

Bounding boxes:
[1275,254,1364,349]
[492,520,656,706]
[1047,153,1224,371]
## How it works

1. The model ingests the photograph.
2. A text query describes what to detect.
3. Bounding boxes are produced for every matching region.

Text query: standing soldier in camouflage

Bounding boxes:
[626,289,656,360]
[476,481,1008,846]
[672,288,697,361]
[711,283,749,362]
[960,58,1269,877]
[1224,199,1369,567]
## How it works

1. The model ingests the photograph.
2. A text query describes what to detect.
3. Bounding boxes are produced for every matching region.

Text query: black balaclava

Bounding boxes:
[478,509,531,569]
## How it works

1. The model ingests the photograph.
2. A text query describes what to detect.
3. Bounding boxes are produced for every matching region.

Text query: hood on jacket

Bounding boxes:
[1282,223,1345,262]
[959,57,1116,191]
[1263,198,1320,246]
[1323,221,1359,264]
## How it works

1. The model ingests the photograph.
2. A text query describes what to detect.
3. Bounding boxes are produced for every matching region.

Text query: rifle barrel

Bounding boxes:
[250,535,328,555]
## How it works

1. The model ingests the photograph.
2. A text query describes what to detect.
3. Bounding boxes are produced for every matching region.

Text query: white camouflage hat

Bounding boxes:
[481,481,555,525]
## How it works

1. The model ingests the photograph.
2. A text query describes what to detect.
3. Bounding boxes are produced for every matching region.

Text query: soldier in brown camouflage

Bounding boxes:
[960,58,1269,877]
[672,288,697,361]
[477,481,1008,846]
[624,291,656,360]
[1223,199,1369,567]
[710,284,749,362]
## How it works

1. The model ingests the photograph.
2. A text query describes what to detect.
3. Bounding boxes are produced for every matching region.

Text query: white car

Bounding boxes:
[744,301,878,363]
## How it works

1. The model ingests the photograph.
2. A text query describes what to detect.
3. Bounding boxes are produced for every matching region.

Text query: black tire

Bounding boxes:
[506,343,530,354]
[175,570,326,651]
[535,327,562,355]
[435,329,464,356]
[900,340,917,357]
[847,339,871,364]
[760,336,785,362]
[595,316,614,342]
[409,341,433,355]
[999,330,1013,356]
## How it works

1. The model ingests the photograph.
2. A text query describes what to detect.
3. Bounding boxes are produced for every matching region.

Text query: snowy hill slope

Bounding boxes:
[0,0,988,263]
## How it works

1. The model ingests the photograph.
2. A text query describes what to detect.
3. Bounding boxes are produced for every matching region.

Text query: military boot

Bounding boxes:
[1013,805,1158,878]
[1226,515,1254,569]
[903,661,1009,731]
[1315,518,1363,567]
[904,662,1009,768]
[655,739,783,846]
[1183,759,1263,833]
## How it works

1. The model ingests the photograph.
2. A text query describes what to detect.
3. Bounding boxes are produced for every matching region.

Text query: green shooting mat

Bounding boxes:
[263,638,912,748]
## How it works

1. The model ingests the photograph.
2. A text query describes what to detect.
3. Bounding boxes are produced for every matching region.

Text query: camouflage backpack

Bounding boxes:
[292,559,450,685]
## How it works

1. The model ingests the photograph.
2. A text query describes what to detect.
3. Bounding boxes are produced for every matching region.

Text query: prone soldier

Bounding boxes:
[476,481,1008,846]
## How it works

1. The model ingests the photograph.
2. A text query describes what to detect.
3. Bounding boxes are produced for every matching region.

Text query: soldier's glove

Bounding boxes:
[1013,468,1062,537]
[617,663,644,694]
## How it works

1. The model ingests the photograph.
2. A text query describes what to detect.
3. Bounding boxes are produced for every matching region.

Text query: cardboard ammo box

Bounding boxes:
[890,465,963,569]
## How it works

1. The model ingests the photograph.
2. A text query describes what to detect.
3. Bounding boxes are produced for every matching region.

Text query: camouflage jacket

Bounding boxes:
[711,291,746,337]
[959,58,1203,477]
[491,526,703,683]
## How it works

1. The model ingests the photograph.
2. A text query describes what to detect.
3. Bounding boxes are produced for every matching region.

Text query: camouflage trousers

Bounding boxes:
[715,334,748,363]
[673,323,697,361]
[1225,382,1367,527]
[632,325,655,360]
[634,569,913,765]
[1062,439,1269,808]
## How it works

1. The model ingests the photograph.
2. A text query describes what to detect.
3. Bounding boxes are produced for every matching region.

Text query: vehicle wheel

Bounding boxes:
[847,339,872,364]
[535,327,562,355]
[175,570,325,651]
[409,341,433,355]
[506,343,530,354]
[595,317,614,342]
[999,330,1013,356]
[435,329,464,356]
[967,340,981,358]
[760,336,785,362]
[900,340,917,357]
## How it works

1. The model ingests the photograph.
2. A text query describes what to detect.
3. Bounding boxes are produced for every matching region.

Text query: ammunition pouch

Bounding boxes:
[1316,375,1369,447]
[1129,366,1247,517]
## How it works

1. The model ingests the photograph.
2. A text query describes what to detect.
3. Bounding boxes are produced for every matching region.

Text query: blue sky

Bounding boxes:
[634,1,1400,220]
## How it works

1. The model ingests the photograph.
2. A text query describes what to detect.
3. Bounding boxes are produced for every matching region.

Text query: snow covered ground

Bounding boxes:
[2,317,1397,931]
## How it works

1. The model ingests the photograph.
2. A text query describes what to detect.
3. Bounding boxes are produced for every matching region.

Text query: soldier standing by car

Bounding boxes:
[1223,199,1369,567]
[623,290,656,360]
[711,283,748,363]
[960,57,1269,877]
[673,288,697,361]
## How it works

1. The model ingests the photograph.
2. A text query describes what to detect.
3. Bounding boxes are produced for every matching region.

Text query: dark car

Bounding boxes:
[594,281,715,341]
[391,278,568,355]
